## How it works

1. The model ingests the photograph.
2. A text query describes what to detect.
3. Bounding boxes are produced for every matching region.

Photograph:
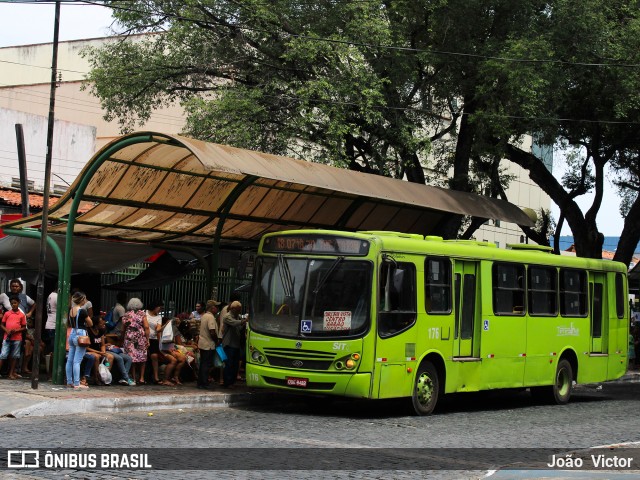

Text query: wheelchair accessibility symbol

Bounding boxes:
[301,320,312,333]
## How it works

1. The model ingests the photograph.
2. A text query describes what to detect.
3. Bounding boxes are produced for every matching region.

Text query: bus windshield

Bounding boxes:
[250,256,371,338]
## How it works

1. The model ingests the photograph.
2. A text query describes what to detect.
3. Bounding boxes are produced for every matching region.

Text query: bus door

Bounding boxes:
[590,272,608,353]
[454,261,478,358]
[374,257,418,399]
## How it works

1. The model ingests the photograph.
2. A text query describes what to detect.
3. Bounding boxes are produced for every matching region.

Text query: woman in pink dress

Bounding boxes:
[122,298,150,385]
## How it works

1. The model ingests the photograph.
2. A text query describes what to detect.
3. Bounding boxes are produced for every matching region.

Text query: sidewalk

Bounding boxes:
[1,369,638,419]
[0,377,271,419]
[616,370,640,383]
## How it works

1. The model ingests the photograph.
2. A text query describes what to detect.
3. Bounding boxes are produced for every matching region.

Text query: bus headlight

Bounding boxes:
[345,359,356,369]
[251,349,265,364]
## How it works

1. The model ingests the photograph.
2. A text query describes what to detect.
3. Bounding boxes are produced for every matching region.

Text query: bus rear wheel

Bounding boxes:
[411,362,439,415]
[531,359,573,405]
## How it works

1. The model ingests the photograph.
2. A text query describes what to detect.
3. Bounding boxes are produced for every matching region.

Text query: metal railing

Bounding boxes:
[100,264,252,316]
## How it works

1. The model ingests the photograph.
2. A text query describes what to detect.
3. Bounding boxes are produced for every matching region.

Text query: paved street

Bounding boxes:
[0,381,639,479]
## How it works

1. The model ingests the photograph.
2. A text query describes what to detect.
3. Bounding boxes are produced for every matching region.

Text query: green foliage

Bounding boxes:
[84,0,640,258]
[85,0,447,180]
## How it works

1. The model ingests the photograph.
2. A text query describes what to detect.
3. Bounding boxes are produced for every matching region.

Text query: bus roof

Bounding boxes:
[261,229,628,273]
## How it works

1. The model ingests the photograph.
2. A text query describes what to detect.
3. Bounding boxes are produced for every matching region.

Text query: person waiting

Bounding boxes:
[86,315,115,385]
[0,296,27,379]
[104,333,135,386]
[159,317,187,385]
[221,301,247,388]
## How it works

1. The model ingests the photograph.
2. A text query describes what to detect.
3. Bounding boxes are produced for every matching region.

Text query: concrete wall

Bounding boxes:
[0,36,185,151]
[0,107,96,191]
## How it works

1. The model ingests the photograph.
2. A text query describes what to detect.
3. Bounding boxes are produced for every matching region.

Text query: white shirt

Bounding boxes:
[147,311,162,340]
[45,292,58,330]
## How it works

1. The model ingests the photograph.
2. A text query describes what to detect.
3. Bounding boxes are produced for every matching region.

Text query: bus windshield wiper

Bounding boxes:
[278,254,295,299]
[313,256,344,294]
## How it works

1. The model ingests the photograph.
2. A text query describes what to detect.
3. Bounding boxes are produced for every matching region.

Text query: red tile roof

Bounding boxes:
[565,243,639,266]
[0,188,92,213]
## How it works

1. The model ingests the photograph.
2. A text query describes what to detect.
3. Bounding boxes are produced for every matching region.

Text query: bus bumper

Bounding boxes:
[246,363,372,398]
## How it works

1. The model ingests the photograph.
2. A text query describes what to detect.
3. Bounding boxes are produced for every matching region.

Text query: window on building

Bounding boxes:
[528,266,557,316]
[559,269,587,317]
[493,263,525,315]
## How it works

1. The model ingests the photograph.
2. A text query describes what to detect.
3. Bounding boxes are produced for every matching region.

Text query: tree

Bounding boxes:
[450,0,640,264]
[87,0,548,240]
[86,0,640,265]
[86,0,459,184]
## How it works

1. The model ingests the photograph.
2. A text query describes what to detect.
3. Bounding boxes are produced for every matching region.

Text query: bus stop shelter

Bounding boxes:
[0,131,534,383]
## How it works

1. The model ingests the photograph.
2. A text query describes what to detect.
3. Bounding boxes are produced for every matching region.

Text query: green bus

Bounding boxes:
[245,230,629,415]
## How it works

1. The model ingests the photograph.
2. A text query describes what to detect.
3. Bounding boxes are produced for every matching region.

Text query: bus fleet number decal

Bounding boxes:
[428,327,440,339]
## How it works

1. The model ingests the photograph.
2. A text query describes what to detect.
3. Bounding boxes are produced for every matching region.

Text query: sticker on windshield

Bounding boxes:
[301,320,312,333]
[323,311,352,331]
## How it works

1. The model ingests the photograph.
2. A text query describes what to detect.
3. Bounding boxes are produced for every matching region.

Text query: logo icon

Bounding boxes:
[292,360,304,367]
[295,341,303,349]
[300,320,312,334]
[7,450,39,468]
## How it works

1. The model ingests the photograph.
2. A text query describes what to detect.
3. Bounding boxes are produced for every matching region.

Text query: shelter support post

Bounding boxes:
[3,229,63,382]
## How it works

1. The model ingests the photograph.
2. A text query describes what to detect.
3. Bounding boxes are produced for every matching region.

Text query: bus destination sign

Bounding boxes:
[263,235,369,256]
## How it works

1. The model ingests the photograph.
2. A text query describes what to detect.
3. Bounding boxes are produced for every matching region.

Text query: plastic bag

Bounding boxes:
[98,357,112,385]
[215,345,227,364]
[213,350,225,368]
[161,321,174,344]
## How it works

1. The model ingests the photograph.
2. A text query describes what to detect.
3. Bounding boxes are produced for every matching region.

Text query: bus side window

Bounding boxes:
[528,266,557,316]
[492,263,525,315]
[560,268,587,317]
[425,257,452,314]
[379,261,416,337]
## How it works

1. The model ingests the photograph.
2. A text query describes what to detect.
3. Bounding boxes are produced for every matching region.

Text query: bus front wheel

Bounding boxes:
[531,359,573,405]
[411,362,439,415]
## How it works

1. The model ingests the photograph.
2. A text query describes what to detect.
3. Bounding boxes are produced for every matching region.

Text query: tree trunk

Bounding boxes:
[613,194,640,268]
[437,97,476,239]
[503,143,604,259]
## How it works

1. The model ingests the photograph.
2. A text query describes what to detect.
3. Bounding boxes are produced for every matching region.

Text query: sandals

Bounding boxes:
[171,378,182,386]
[74,384,89,390]
[159,380,175,386]
[10,373,22,379]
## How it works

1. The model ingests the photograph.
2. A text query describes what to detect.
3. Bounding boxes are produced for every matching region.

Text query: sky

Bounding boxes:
[0,2,116,48]
[0,2,627,238]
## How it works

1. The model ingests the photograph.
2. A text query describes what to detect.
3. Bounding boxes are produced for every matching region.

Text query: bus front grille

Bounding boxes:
[265,356,333,370]
[263,347,336,371]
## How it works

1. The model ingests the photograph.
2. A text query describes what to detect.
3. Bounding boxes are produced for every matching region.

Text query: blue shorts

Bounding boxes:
[0,340,22,359]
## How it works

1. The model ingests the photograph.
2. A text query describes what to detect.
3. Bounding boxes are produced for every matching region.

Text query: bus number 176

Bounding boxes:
[428,327,440,340]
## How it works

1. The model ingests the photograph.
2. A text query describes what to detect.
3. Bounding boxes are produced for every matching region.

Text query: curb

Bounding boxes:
[7,391,274,419]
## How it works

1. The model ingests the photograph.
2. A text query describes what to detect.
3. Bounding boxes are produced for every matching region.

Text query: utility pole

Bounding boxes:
[32,0,60,389]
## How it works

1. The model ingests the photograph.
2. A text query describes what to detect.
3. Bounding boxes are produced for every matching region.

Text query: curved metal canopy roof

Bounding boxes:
[1,132,532,246]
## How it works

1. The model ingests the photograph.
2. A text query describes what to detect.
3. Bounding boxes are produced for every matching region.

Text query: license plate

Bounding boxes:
[286,377,308,388]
